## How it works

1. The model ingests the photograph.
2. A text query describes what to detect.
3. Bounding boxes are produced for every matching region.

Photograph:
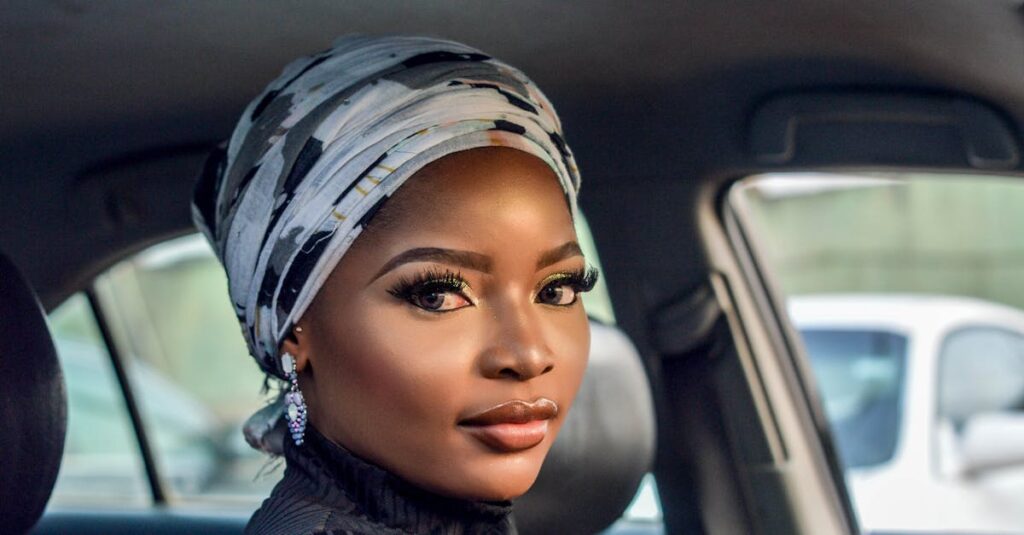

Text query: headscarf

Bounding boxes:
[190,35,580,452]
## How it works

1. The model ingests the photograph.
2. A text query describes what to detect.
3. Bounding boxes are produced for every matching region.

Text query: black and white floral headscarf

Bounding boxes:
[192,35,579,402]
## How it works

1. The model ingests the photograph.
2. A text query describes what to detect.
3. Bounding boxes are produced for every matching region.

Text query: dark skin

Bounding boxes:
[280,146,592,501]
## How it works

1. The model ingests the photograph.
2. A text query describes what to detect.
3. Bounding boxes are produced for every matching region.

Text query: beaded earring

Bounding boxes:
[280,352,307,446]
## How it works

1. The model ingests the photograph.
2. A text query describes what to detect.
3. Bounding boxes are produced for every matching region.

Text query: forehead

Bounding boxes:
[367,147,575,241]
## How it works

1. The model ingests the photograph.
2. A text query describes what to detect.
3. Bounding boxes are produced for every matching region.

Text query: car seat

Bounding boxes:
[0,251,67,535]
[514,320,657,534]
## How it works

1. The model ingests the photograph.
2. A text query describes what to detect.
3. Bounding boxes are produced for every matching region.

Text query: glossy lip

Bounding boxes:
[458,398,559,453]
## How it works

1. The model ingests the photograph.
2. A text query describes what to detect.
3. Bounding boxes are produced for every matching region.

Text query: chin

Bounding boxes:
[437,450,548,502]
[463,472,540,502]
[450,421,565,501]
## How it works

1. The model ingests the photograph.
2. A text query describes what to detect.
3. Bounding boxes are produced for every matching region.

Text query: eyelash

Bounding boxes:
[539,266,600,305]
[387,268,468,307]
[385,265,600,312]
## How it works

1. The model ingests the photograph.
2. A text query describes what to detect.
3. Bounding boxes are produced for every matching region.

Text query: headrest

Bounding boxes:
[0,252,67,534]
[514,321,656,535]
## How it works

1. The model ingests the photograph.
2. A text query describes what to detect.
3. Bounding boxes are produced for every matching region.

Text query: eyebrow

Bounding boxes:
[370,248,491,283]
[370,241,584,283]
[535,241,584,270]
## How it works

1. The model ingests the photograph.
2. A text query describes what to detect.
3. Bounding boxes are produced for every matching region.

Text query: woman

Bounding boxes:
[192,35,596,534]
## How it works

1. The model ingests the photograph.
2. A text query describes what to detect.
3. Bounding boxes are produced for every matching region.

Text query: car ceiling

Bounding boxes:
[3,0,1024,355]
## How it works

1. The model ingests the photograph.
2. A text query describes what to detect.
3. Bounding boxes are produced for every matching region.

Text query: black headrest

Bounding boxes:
[515,321,656,535]
[0,252,67,534]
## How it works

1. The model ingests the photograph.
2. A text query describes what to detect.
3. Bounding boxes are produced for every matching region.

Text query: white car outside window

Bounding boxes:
[789,294,1024,534]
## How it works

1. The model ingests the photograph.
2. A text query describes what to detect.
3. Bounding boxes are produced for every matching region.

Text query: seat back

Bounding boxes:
[0,252,67,534]
[514,321,657,534]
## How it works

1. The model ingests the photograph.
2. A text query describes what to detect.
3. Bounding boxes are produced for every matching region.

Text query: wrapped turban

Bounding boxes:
[191,35,581,383]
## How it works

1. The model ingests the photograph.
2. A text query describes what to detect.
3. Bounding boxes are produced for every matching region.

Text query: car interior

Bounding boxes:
[4,1,1024,534]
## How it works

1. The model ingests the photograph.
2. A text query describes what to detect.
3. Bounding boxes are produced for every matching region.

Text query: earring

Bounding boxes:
[281,352,307,446]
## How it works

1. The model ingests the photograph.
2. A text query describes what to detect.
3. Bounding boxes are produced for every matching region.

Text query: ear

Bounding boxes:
[278,324,312,373]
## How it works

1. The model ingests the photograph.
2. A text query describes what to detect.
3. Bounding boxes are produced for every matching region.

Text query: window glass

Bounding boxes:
[47,294,149,507]
[93,234,282,503]
[732,173,1024,534]
[621,473,663,523]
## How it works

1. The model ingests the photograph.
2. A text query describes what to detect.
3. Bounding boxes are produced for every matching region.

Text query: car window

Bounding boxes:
[47,294,150,507]
[731,172,1024,534]
[89,233,284,503]
[47,213,658,523]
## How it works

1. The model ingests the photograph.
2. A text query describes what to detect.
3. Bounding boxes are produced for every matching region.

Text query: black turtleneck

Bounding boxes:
[244,425,517,535]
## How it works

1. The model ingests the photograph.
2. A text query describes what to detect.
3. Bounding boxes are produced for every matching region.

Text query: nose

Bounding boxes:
[480,303,555,381]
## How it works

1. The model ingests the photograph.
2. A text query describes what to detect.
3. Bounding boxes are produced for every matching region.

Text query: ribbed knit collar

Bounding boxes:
[282,425,516,534]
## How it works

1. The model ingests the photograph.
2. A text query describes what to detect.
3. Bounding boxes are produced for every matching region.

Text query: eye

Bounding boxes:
[537,281,578,306]
[407,282,473,312]
[535,266,600,307]
[387,269,474,313]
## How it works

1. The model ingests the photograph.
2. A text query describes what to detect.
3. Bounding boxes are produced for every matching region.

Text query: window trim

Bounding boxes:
[723,186,850,466]
[84,287,167,504]
[714,179,861,534]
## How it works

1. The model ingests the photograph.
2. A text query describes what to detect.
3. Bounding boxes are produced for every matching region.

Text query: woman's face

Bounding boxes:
[280,146,592,501]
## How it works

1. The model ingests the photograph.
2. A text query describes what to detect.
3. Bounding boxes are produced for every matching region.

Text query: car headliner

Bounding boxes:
[3,0,1024,358]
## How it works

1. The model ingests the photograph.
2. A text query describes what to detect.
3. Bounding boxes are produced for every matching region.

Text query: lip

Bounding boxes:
[458,398,559,453]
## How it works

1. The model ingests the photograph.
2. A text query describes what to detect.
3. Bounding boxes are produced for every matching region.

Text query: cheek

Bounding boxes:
[546,310,591,406]
[348,316,477,403]
[311,304,482,445]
